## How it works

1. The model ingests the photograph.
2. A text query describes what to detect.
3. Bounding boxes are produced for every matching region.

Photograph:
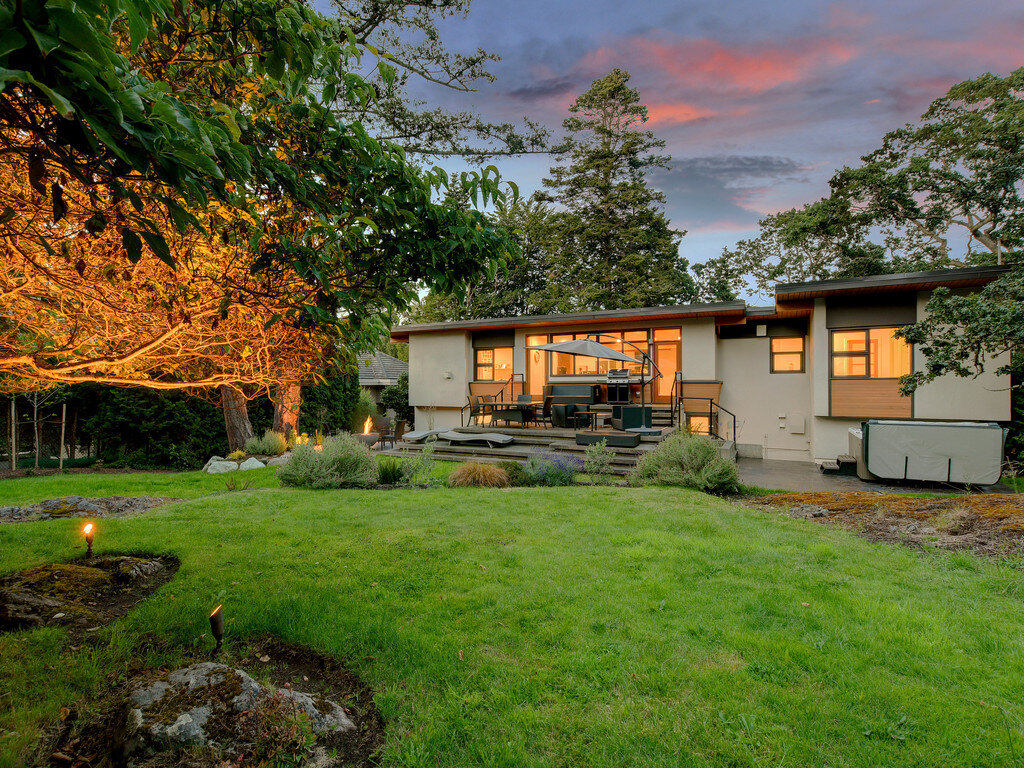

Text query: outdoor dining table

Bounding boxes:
[488,399,540,426]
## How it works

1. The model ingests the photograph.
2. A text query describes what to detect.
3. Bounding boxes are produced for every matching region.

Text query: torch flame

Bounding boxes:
[83,523,94,536]
[363,415,373,434]
[210,604,222,618]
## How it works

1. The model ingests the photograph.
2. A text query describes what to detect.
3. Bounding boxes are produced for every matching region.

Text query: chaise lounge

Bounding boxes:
[437,430,515,448]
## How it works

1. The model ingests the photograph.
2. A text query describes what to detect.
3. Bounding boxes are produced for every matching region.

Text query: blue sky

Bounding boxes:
[400,0,1023,266]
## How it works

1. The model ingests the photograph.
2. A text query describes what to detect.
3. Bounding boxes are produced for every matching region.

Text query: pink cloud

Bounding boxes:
[580,34,857,96]
[645,102,717,125]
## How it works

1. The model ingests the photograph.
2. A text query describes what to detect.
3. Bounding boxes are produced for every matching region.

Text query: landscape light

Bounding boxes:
[83,523,94,558]
[209,604,224,651]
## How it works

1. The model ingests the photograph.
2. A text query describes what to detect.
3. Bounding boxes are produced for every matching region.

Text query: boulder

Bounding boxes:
[201,456,226,472]
[205,460,239,474]
[266,454,290,467]
[238,457,266,471]
[124,663,355,764]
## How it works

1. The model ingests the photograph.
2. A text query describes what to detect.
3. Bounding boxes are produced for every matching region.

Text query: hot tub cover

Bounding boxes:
[862,420,1004,485]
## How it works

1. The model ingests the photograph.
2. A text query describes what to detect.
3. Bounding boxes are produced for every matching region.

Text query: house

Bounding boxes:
[390,266,1011,462]
[356,351,408,404]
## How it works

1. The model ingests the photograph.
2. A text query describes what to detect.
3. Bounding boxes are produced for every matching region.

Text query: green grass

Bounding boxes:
[1002,475,1024,493]
[1,474,1024,767]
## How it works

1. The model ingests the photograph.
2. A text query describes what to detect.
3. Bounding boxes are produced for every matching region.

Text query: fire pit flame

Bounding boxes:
[363,415,373,434]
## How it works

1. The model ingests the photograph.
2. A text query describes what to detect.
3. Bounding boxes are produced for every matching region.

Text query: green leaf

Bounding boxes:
[120,227,142,262]
[140,229,174,267]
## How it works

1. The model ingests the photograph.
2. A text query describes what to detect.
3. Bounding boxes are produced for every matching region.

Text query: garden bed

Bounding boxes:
[0,554,179,639]
[749,491,1024,558]
[40,636,384,768]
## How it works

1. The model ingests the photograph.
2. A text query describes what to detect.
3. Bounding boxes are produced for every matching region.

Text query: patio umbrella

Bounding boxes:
[533,335,662,414]
[532,338,638,364]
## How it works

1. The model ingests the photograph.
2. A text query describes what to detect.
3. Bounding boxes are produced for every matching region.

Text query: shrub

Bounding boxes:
[403,441,440,486]
[278,434,378,489]
[228,449,246,461]
[377,455,408,485]
[448,462,510,488]
[380,373,414,423]
[632,432,739,494]
[244,430,288,456]
[497,460,535,487]
[525,452,582,487]
[583,439,615,483]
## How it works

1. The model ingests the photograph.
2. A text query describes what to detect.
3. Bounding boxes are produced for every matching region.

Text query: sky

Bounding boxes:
[406,0,1024,266]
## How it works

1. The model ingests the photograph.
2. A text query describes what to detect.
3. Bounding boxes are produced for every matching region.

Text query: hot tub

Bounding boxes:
[850,420,1005,485]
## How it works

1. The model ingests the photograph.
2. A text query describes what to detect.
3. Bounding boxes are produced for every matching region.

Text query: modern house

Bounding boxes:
[390,266,1011,463]
[356,351,408,404]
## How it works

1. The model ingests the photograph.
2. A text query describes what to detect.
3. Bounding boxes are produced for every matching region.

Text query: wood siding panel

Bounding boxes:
[830,379,912,418]
[679,381,723,414]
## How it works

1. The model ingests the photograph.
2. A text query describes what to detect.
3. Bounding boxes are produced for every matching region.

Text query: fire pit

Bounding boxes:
[353,416,379,448]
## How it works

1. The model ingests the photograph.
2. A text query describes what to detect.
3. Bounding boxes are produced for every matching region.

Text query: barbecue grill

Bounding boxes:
[606,368,631,404]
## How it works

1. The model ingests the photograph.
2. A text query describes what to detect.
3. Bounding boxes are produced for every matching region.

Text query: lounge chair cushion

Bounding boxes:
[438,431,514,447]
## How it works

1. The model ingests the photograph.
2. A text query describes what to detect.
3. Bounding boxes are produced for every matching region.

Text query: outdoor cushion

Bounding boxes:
[438,431,515,447]
[575,431,641,448]
[402,429,446,443]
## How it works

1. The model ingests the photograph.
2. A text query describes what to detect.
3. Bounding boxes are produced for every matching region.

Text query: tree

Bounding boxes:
[540,69,694,311]
[409,195,557,320]
[0,0,515,397]
[330,0,548,160]
[380,373,414,423]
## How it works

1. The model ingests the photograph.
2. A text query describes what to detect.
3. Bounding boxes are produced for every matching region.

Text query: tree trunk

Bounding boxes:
[272,384,302,437]
[220,386,254,452]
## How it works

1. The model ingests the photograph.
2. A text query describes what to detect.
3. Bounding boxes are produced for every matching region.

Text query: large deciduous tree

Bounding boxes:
[0,0,514,413]
[697,68,1024,393]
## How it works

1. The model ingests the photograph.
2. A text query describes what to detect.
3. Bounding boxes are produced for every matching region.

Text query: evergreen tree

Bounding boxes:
[540,69,694,311]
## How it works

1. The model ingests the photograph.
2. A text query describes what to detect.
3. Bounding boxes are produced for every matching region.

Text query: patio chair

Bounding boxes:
[467,395,493,426]
[379,419,406,450]
[517,393,539,427]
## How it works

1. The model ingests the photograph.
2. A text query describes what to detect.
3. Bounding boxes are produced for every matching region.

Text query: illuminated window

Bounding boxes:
[830,328,910,379]
[475,347,513,381]
[770,337,805,373]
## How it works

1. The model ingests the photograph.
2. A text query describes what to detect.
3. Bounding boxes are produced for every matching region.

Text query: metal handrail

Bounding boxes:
[677,396,737,442]
[495,372,525,403]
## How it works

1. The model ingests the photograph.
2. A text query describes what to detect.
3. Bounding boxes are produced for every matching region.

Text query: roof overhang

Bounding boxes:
[390,301,747,341]
[775,265,1009,301]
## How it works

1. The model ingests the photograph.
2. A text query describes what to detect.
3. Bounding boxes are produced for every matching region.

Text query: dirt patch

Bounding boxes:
[0,555,179,639]
[42,636,385,768]
[0,496,182,524]
[749,491,1024,558]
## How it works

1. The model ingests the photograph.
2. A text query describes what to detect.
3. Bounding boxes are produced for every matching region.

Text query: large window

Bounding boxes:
[830,328,910,379]
[474,347,513,381]
[547,331,651,376]
[770,337,805,373]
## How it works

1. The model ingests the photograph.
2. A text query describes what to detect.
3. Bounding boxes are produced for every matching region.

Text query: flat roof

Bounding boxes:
[391,301,747,340]
[775,265,1009,301]
[391,265,1009,340]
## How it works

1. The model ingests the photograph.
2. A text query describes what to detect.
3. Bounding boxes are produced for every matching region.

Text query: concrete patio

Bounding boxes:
[737,458,1013,494]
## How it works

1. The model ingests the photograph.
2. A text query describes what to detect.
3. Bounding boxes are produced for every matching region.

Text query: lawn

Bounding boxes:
[1,472,1023,767]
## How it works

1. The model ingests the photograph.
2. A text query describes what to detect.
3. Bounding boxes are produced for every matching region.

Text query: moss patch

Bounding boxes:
[0,555,178,637]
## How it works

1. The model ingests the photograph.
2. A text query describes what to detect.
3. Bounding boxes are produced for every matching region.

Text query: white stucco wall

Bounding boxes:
[718,337,813,461]
[680,319,717,379]
[408,330,471,430]
[911,292,1011,421]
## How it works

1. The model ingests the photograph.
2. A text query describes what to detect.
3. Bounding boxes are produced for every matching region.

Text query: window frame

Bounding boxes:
[474,346,513,381]
[829,327,910,380]
[769,336,806,374]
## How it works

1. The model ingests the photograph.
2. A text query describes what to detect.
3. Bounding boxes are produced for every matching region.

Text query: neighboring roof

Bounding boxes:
[390,301,747,340]
[775,265,1009,301]
[356,351,407,386]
